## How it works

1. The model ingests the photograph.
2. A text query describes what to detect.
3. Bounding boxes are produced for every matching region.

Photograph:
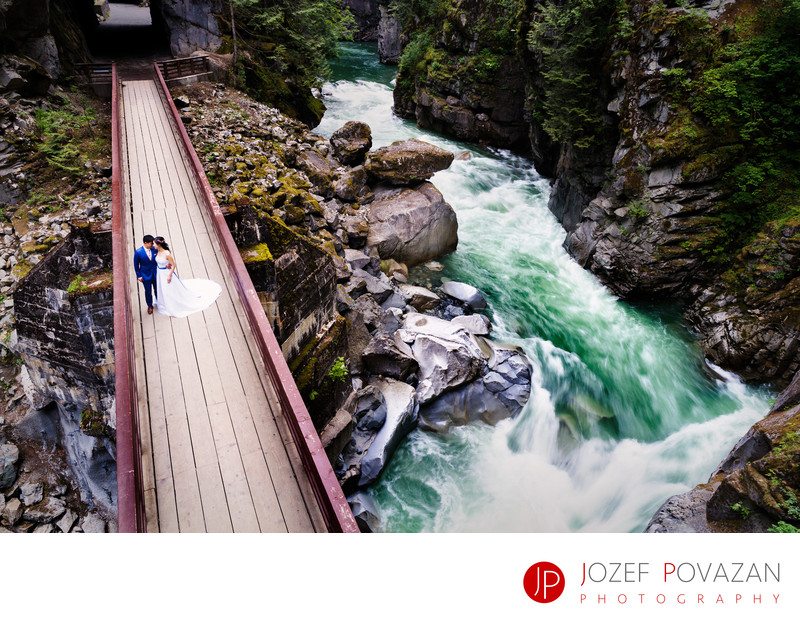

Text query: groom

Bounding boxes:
[133,234,158,314]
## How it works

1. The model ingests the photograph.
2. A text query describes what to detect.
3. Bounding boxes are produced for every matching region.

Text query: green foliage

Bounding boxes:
[327,356,348,383]
[230,0,356,90]
[730,502,751,520]
[34,102,99,174]
[768,521,800,533]
[629,199,648,220]
[67,275,84,293]
[665,0,800,255]
[527,0,618,149]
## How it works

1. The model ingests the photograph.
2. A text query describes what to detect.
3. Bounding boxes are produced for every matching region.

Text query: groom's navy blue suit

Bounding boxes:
[133,244,158,308]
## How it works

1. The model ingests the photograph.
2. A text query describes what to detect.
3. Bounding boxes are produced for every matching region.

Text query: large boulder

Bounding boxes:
[397,313,488,403]
[362,331,418,380]
[441,281,487,310]
[359,378,418,486]
[365,138,454,184]
[0,55,51,96]
[366,182,458,266]
[330,121,373,165]
[294,150,334,197]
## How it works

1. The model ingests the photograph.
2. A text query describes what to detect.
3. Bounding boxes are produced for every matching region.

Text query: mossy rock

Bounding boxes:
[20,242,50,255]
[67,268,113,295]
[239,242,273,264]
[80,408,106,438]
[11,261,32,281]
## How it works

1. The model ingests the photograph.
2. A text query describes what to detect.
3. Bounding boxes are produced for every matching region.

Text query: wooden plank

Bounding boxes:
[195,462,234,533]
[121,78,328,532]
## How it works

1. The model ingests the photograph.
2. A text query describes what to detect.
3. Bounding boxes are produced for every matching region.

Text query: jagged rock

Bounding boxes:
[353,385,387,431]
[377,4,402,64]
[56,508,78,533]
[398,284,440,311]
[0,55,51,96]
[340,214,369,248]
[397,313,488,404]
[333,166,369,201]
[365,139,454,184]
[79,513,106,533]
[155,0,223,58]
[362,331,418,380]
[330,121,372,165]
[771,370,800,413]
[23,496,66,523]
[440,281,487,310]
[366,182,458,266]
[359,378,418,486]
[335,284,356,313]
[19,482,43,506]
[295,150,334,197]
[319,407,354,464]
[343,248,372,271]
[0,442,19,490]
[348,490,381,533]
[1,497,23,526]
[33,523,54,533]
[350,268,393,304]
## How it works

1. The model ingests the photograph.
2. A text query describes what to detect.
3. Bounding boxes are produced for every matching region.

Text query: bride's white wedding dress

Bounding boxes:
[154,253,222,318]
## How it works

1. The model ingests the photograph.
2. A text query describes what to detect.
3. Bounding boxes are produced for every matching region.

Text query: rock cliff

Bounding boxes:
[391,0,530,150]
[392,0,800,387]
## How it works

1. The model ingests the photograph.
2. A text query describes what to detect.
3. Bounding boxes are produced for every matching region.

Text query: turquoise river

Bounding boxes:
[314,43,773,532]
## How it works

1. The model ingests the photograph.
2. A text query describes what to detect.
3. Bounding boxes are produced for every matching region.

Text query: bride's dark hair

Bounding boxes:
[154,236,170,251]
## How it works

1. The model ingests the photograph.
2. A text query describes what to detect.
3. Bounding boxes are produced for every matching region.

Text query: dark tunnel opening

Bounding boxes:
[86,1,171,78]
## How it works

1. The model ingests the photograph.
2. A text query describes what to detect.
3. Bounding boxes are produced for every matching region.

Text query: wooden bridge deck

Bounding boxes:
[120,79,326,532]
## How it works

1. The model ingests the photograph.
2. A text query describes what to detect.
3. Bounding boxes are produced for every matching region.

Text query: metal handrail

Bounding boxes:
[152,63,359,533]
[156,56,211,81]
[113,65,146,532]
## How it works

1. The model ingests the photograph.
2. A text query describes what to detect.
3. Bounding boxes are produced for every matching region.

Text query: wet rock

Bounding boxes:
[0,442,20,490]
[359,378,418,486]
[330,121,372,165]
[353,385,387,431]
[452,314,492,335]
[366,182,458,266]
[365,138,454,184]
[441,281,487,310]
[362,331,418,381]
[398,313,488,404]
[771,369,800,413]
[348,490,381,533]
[398,284,440,311]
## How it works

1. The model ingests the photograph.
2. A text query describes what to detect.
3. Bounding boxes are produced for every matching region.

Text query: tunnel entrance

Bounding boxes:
[87,1,171,78]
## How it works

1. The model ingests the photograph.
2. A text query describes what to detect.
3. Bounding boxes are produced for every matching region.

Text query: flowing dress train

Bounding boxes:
[154,253,222,318]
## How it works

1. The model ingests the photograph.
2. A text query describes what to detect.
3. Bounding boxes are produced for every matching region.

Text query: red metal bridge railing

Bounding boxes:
[112,64,146,532]
[152,62,359,533]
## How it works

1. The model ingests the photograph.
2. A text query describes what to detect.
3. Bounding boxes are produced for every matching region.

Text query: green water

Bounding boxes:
[316,43,773,532]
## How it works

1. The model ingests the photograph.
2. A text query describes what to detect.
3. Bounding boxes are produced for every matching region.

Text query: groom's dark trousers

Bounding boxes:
[133,245,158,307]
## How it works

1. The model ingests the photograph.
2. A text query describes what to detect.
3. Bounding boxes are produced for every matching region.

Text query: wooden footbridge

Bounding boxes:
[111,61,358,532]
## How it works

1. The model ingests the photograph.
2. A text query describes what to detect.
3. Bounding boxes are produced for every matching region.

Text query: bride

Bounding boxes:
[153,236,222,318]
